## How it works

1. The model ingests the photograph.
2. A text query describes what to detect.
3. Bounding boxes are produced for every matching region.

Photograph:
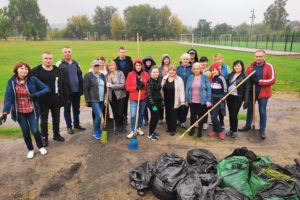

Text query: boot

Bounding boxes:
[197,129,202,138]
[260,130,266,140]
[189,128,195,136]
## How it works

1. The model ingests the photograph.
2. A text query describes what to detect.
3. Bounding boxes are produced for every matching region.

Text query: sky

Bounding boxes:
[0,0,299,28]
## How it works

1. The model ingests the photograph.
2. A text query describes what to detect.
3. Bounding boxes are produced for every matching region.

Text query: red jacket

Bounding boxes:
[246,61,276,99]
[125,71,150,101]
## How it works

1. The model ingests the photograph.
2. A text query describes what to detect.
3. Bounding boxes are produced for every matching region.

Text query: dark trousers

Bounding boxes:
[17,112,43,150]
[143,107,149,122]
[64,92,80,128]
[226,95,242,132]
[165,101,177,132]
[149,102,161,134]
[177,105,189,123]
[211,102,223,132]
[123,94,129,121]
[190,103,207,134]
[160,105,164,120]
[110,93,125,128]
[40,101,61,138]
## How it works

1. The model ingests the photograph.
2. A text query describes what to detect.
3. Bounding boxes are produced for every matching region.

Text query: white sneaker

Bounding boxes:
[127,131,135,139]
[203,123,208,130]
[137,128,144,136]
[39,147,47,156]
[27,150,35,159]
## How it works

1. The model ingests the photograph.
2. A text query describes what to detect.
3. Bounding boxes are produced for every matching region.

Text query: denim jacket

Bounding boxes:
[3,76,50,121]
[185,74,211,104]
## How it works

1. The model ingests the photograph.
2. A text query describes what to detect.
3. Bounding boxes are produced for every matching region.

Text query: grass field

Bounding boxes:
[0,40,299,100]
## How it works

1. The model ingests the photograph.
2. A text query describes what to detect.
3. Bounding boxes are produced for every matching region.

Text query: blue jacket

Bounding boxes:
[221,64,231,80]
[185,74,211,104]
[3,76,50,121]
[177,65,192,85]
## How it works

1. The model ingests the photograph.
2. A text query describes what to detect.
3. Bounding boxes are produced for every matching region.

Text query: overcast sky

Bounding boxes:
[0,0,299,27]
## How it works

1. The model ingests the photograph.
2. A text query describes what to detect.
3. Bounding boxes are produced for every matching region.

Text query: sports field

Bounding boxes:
[0,40,299,100]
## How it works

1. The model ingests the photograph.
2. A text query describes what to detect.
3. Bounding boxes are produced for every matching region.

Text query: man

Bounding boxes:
[239,49,276,139]
[32,52,66,146]
[57,46,85,134]
[114,46,133,124]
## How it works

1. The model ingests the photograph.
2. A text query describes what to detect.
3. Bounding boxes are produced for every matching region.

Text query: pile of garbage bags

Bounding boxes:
[129,147,300,200]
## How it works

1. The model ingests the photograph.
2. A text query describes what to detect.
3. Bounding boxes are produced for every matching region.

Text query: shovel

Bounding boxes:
[101,87,109,144]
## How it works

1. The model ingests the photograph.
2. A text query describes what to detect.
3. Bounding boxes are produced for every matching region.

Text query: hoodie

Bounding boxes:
[142,56,156,74]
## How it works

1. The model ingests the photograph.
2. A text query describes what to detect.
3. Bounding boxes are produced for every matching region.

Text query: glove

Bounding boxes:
[243,102,248,109]
[136,81,145,90]
[28,94,37,101]
[252,77,259,84]
[106,82,113,88]
[86,102,92,107]
[206,102,212,108]
[0,113,7,125]
[152,106,158,112]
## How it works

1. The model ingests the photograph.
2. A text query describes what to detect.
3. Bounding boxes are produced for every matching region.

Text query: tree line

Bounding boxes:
[0,0,299,40]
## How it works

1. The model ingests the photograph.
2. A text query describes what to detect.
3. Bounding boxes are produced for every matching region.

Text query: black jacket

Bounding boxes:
[114,56,133,79]
[83,72,106,103]
[57,60,83,96]
[31,65,67,107]
[227,72,250,103]
[146,78,162,106]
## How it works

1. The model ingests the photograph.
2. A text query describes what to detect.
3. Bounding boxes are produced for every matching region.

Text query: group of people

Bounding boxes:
[0,46,276,159]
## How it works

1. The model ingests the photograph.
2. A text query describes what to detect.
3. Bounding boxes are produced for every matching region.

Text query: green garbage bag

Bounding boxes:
[217,156,253,199]
[250,156,273,195]
[264,195,299,200]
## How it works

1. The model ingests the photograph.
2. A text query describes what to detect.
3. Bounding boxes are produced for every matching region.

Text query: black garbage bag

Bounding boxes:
[256,180,299,200]
[129,162,153,191]
[285,159,300,198]
[176,169,203,200]
[151,153,188,200]
[226,147,258,162]
[186,149,218,174]
[214,187,250,200]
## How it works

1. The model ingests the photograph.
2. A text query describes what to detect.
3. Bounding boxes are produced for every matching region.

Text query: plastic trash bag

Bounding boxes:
[214,187,250,200]
[226,147,258,161]
[151,153,188,200]
[186,149,218,174]
[129,162,152,190]
[217,156,253,198]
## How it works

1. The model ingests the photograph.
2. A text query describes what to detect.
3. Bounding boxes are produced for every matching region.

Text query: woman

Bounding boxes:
[185,63,211,137]
[142,56,156,126]
[226,60,249,138]
[0,62,50,159]
[106,60,127,134]
[176,53,192,129]
[146,66,163,140]
[125,58,149,139]
[83,60,106,140]
[161,65,185,136]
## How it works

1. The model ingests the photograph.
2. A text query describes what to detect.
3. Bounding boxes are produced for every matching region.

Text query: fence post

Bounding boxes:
[246,35,249,48]
[290,31,295,52]
[255,34,259,48]
[225,36,227,46]
[266,34,269,49]
[271,35,275,50]
[238,36,241,47]
[231,35,233,46]
[284,33,289,52]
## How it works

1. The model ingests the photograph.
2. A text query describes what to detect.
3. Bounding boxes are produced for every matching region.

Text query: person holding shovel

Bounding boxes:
[106,60,127,134]
[83,60,106,140]
[125,59,149,139]
[239,50,276,139]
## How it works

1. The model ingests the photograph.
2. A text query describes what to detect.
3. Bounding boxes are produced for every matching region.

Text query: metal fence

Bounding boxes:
[181,31,300,52]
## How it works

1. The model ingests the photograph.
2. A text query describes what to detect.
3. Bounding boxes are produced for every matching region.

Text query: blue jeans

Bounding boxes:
[210,104,223,132]
[130,99,147,131]
[17,112,43,150]
[246,98,268,131]
[92,102,103,132]
[64,92,80,128]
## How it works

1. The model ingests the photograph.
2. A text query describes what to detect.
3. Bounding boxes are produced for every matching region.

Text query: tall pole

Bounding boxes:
[250,9,255,36]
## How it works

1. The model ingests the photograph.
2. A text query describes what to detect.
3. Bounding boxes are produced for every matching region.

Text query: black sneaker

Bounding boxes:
[53,135,65,142]
[238,126,251,132]
[170,132,176,136]
[137,189,145,196]
[226,130,233,136]
[67,128,74,134]
[231,132,237,138]
[74,125,86,131]
[260,130,266,140]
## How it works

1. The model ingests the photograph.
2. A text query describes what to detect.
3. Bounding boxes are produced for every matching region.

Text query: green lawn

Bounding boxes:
[0,40,299,100]
[0,127,22,139]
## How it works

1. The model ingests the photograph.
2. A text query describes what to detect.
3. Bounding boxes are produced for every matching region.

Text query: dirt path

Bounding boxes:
[0,92,300,200]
